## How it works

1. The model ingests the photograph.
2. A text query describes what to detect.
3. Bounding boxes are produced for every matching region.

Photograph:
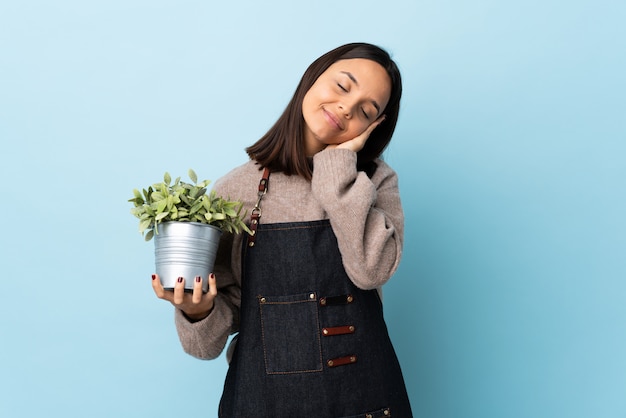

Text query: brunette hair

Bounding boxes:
[246,42,403,180]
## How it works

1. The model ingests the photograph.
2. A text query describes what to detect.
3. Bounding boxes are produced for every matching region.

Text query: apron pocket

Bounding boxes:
[258,292,323,374]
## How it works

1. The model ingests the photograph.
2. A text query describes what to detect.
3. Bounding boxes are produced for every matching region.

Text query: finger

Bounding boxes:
[192,275,203,304]
[173,276,185,305]
[345,133,368,152]
[151,274,167,299]
[207,273,218,298]
[363,114,386,136]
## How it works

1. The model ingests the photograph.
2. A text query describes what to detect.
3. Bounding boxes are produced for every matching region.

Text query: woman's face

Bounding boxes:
[302,58,391,155]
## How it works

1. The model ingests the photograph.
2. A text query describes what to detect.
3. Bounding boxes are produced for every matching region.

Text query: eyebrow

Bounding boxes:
[340,71,381,114]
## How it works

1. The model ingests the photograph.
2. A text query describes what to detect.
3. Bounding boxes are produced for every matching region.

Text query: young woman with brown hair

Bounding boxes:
[152,42,413,417]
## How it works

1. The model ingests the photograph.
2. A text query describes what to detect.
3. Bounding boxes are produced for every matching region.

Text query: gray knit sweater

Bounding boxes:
[174,148,405,359]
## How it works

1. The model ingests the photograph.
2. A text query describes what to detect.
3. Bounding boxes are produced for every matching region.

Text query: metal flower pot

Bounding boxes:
[154,221,222,292]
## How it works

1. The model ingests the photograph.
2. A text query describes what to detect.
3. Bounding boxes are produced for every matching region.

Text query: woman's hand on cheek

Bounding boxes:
[326,115,386,153]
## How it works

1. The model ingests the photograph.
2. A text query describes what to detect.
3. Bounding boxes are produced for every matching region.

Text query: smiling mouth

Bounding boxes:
[322,108,343,130]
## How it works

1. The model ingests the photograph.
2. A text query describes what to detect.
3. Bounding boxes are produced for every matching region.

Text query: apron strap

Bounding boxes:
[247,167,270,247]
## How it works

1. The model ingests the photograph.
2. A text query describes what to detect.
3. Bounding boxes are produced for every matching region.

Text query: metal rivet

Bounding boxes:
[327,360,334,367]
[349,326,355,332]
[322,329,329,335]
[347,295,353,303]
[366,414,373,418]
[260,297,266,303]
[384,409,390,415]
[249,242,255,247]
[309,293,315,299]
[350,356,356,363]
[252,219,258,225]
[320,298,326,306]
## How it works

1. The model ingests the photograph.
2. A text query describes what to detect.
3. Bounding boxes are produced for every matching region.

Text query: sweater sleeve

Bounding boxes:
[311,148,404,290]
[173,231,241,360]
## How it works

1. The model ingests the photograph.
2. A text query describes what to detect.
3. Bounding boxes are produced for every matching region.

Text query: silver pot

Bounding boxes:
[154,222,222,292]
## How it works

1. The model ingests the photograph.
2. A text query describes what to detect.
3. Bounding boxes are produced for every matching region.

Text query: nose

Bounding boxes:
[337,102,353,119]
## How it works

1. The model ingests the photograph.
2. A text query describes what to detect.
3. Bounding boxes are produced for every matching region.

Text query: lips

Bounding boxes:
[322,108,343,130]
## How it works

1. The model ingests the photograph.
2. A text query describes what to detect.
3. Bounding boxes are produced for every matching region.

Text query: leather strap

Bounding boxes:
[322,325,356,336]
[326,355,357,368]
[319,294,354,306]
[247,167,270,247]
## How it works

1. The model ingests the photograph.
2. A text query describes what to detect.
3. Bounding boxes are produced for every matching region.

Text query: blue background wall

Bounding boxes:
[1,1,624,417]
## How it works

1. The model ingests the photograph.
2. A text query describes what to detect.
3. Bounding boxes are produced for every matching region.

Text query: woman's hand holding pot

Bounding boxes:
[151,273,217,321]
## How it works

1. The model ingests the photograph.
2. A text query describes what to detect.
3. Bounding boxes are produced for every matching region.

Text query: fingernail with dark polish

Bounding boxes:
[195,276,201,283]
[210,273,215,279]
[151,274,156,280]
[177,277,183,283]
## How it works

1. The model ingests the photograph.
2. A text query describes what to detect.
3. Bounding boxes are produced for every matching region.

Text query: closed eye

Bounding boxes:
[337,83,348,92]
[361,108,370,120]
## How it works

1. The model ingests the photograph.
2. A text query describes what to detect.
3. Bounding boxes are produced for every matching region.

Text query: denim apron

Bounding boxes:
[219,174,413,417]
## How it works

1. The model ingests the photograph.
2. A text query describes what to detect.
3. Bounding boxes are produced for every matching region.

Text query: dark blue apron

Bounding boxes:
[218,218,413,417]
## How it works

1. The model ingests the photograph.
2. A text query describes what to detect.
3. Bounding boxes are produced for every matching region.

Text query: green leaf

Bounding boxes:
[180,194,191,206]
[202,197,211,211]
[189,168,198,184]
[164,172,171,185]
[155,212,169,221]
[151,193,165,202]
[223,207,237,217]
[157,199,167,213]
[189,201,203,215]
[139,218,152,233]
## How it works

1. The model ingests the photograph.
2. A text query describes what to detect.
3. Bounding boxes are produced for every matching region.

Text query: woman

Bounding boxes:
[152,42,413,417]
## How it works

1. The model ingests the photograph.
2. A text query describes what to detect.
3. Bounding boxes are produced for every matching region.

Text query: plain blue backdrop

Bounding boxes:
[1,1,624,417]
